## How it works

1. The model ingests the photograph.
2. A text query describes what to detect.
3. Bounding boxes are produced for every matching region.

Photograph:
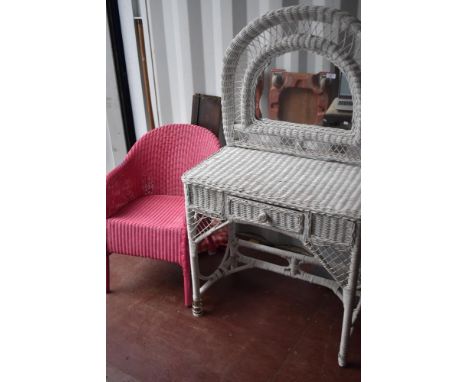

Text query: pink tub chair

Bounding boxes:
[106,124,220,306]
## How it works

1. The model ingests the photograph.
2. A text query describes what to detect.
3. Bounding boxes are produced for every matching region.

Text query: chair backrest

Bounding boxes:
[221,5,361,164]
[128,124,220,196]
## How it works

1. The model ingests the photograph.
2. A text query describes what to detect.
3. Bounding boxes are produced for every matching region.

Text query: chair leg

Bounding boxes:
[106,252,110,294]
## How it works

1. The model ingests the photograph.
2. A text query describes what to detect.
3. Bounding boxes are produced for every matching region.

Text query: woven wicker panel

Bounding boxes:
[304,241,353,287]
[183,147,361,220]
[221,5,360,163]
[188,185,225,216]
[310,213,355,246]
[227,196,304,234]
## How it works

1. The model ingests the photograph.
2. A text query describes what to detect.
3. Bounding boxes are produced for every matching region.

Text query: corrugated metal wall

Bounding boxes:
[145,0,360,125]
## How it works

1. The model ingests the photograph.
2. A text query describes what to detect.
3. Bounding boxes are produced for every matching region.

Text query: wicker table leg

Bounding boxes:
[338,287,357,366]
[338,230,361,367]
[188,237,203,317]
[184,186,204,317]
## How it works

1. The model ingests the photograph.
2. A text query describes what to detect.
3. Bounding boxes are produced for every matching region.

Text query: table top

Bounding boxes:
[183,147,360,220]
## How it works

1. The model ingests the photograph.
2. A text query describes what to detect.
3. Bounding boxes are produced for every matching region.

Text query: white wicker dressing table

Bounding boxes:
[182,5,360,367]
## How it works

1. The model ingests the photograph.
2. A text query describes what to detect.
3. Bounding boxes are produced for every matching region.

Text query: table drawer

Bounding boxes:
[227,196,304,234]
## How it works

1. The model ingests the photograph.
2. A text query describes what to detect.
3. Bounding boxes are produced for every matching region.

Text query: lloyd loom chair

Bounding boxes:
[182,6,361,366]
[106,124,220,306]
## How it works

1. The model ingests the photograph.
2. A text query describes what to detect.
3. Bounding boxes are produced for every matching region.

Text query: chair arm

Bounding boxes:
[106,159,142,218]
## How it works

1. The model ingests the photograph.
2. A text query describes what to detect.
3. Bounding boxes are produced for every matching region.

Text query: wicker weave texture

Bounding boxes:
[182,144,361,283]
[106,124,221,306]
[227,196,304,234]
[221,5,361,163]
[183,146,361,220]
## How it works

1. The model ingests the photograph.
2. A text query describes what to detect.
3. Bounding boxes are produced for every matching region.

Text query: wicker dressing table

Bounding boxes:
[182,5,360,367]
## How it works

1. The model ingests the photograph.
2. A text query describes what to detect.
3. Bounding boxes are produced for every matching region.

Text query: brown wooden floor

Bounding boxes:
[107,252,360,382]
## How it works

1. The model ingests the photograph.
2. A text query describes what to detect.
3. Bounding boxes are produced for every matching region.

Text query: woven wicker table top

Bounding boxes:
[183,147,360,220]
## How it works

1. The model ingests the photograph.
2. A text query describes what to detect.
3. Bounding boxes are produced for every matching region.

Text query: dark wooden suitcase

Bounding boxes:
[191,93,225,145]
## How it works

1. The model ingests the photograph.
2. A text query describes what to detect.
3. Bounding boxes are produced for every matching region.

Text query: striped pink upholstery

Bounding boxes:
[106,124,221,306]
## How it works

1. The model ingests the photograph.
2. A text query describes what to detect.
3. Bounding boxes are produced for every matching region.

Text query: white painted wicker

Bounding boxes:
[221,5,361,163]
[183,5,361,367]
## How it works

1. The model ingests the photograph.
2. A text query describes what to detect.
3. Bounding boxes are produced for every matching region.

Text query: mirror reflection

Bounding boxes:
[256,53,352,130]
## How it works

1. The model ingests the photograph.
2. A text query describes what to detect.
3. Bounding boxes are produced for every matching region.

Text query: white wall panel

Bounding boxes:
[161,0,194,123]
[138,0,161,126]
[200,0,217,95]
[247,0,260,23]
[146,0,173,125]
[212,0,233,96]
[118,0,148,138]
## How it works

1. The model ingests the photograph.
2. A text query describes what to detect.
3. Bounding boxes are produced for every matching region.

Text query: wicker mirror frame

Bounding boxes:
[221,6,361,163]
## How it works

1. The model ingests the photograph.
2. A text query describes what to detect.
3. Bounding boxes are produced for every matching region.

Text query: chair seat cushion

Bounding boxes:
[106,195,187,262]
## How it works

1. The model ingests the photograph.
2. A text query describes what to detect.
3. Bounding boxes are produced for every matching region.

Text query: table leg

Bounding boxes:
[338,287,357,366]
[338,229,361,367]
[184,185,203,317]
[188,237,203,317]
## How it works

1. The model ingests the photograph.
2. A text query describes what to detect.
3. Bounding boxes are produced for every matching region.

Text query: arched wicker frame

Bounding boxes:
[221,5,361,163]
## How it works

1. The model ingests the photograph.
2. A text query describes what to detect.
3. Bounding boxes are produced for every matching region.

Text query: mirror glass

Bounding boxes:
[256,53,352,130]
